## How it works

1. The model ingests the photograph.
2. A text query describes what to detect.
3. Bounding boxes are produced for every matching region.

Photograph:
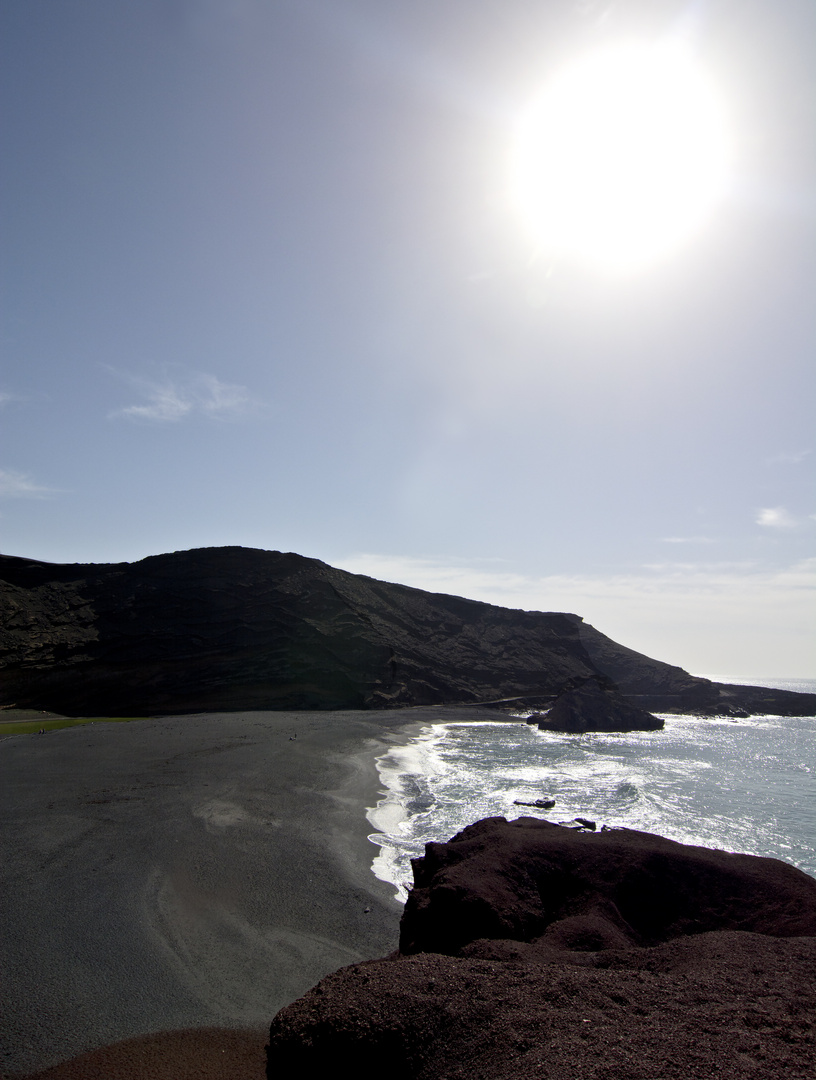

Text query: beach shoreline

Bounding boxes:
[0,706,501,1077]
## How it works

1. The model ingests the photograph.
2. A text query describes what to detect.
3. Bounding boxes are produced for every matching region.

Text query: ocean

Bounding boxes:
[366,676,816,902]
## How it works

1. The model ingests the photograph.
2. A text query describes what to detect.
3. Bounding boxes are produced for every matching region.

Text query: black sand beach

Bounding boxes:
[0,706,493,1077]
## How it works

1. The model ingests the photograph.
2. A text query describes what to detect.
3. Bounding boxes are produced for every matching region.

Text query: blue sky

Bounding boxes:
[1,0,814,677]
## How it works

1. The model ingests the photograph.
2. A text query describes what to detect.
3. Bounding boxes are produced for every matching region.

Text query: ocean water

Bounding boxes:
[366,677,816,903]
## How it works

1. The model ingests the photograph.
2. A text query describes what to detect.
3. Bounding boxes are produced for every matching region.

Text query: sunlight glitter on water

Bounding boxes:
[367,707,816,903]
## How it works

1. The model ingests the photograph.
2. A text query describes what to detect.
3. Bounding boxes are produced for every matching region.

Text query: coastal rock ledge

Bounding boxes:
[266,818,816,1079]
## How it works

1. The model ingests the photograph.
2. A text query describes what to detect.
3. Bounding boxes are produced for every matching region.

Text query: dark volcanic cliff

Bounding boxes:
[1,546,813,716]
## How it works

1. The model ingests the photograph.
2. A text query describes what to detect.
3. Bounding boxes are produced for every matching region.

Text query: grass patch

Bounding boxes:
[0,716,149,738]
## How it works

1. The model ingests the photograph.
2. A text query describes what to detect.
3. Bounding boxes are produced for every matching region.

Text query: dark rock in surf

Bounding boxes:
[557,819,596,830]
[573,817,596,830]
[536,674,664,733]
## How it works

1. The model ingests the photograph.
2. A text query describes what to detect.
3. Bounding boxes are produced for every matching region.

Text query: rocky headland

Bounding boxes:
[1,546,813,720]
[266,817,816,1079]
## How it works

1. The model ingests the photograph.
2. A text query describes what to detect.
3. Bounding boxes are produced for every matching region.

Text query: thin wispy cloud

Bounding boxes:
[108,369,257,422]
[756,507,796,529]
[0,468,55,498]
[767,449,811,465]
[117,383,192,422]
[334,553,816,674]
[334,553,813,612]
[641,560,758,575]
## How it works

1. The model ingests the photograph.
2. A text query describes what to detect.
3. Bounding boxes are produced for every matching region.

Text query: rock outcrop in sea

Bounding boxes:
[531,673,665,733]
[1,546,813,718]
[266,818,816,1079]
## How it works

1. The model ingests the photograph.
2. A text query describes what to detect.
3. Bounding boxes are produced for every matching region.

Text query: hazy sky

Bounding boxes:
[2,0,814,677]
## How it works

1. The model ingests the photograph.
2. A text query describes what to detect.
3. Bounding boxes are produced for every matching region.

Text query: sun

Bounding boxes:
[511,41,730,273]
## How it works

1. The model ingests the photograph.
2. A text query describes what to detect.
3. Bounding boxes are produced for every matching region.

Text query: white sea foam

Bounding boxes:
[367,691,816,903]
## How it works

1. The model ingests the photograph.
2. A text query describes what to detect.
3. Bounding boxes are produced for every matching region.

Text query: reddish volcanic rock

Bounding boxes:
[266,820,816,1079]
[13,1028,267,1080]
[265,934,816,1080]
[399,817,816,954]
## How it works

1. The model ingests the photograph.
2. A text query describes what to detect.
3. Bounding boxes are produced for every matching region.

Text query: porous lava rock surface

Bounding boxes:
[399,817,816,954]
[2,547,814,716]
[533,673,664,733]
[266,819,816,1079]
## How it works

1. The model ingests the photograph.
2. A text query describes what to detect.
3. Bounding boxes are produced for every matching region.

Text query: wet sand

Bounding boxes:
[0,706,496,1077]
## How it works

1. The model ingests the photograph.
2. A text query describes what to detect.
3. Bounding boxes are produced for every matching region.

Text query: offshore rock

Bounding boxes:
[1,546,814,716]
[535,674,664,733]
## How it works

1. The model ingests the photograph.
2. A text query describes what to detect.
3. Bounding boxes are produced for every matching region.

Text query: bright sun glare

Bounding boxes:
[512,41,730,273]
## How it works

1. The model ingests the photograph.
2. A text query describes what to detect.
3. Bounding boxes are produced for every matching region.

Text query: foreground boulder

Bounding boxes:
[266,934,816,1080]
[399,817,816,953]
[2,547,815,716]
[266,820,816,1079]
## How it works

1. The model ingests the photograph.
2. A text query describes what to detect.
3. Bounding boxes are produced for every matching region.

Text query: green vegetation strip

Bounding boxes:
[0,716,148,737]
